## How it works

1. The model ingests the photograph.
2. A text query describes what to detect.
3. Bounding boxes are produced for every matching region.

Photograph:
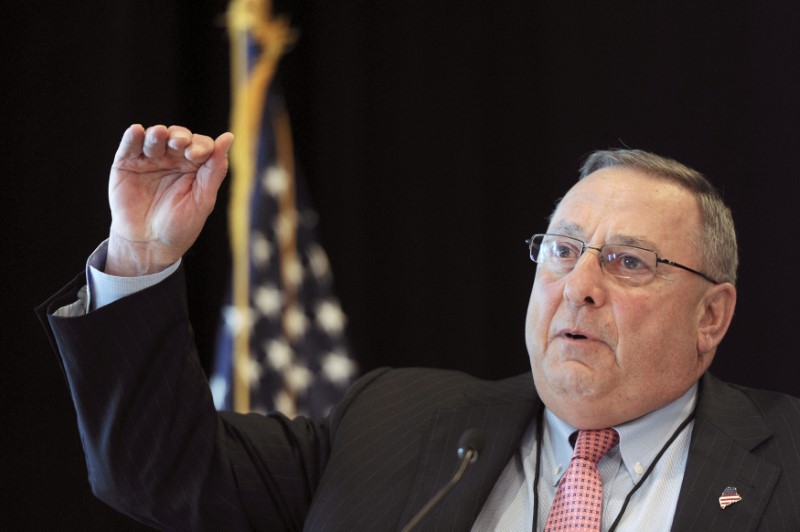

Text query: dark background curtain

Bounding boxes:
[6,1,799,528]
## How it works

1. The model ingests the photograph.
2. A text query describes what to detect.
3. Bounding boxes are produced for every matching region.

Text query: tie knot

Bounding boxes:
[572,428,619,464]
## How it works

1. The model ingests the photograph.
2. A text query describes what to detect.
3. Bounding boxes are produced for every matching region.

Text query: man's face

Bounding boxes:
[526,167,722,428]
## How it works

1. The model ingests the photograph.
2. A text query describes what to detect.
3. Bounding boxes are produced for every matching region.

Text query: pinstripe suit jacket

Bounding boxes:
[39,267,800,531]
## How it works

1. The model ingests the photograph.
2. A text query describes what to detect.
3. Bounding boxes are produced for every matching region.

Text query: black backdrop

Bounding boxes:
[5,1,800,528]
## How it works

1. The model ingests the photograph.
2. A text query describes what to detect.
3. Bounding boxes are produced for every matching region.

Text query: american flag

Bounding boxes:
[210,0,358,417]
[718,486,742,509]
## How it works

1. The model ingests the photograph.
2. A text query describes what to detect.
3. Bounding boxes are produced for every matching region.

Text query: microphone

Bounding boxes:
[400,429,485,532]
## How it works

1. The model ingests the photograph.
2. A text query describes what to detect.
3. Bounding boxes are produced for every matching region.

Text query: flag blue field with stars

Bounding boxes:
[211,0,358,417]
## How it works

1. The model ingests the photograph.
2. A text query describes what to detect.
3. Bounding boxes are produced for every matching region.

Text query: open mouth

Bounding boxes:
[565,332,588,340]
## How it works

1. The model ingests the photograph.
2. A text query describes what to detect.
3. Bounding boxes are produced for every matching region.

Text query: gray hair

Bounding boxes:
[577,149,738,285]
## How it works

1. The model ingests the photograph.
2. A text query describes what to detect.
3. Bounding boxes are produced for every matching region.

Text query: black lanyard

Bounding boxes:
[531,404,697,532]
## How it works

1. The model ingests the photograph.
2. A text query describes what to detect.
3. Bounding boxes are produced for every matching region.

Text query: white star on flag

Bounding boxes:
[266,339,293,370]
[284,364,313,393]
[316,300,347,334]
[322,350,359,385]
[251,231,274,268]
[307,242,332,280]
[263,166,290,197]
[254,284,282,318]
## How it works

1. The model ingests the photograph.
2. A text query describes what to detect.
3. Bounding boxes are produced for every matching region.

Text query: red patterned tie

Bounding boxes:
[544,428,620,531]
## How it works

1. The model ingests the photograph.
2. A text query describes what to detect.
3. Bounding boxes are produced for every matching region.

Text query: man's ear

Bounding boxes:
[697,283,737,357]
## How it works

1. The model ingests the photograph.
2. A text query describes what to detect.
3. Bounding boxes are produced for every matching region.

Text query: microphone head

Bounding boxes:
[457,428,484,462]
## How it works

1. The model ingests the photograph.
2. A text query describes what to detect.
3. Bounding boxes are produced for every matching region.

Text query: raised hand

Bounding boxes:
[106,124,234,276]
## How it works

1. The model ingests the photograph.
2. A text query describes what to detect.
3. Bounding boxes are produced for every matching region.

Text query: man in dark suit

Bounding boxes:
[39,124,799,531]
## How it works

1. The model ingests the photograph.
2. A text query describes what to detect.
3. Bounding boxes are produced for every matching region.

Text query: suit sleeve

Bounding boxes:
[36,267,332,531]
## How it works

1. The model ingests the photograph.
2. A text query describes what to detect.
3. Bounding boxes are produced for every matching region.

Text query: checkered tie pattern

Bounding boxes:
[544,428,620,531]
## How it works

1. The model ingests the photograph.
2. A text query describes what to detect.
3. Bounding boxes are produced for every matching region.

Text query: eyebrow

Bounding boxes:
[549,221,585,237]
[549,221,660,251]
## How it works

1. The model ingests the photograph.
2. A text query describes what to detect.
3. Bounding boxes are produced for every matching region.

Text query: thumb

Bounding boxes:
[195,132,234,209]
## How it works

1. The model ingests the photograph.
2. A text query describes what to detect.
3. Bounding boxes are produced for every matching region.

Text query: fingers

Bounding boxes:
[115,124,171,160]
[142,125,169,158]
[166,125,192,156]
[114,123,232,173]
[168,125,217,165]
[113,124,145,162]
[184,133,216,164]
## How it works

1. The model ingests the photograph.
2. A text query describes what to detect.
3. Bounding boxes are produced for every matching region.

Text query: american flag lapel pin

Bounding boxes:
[719,486,742,509]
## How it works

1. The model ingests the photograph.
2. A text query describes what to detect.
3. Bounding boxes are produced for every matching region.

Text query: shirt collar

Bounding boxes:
[543,383,698,485]
[543,409,576,485]
[614,383,698,480]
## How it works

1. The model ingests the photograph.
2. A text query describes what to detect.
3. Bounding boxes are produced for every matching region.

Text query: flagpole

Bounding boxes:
[226,0,293,413]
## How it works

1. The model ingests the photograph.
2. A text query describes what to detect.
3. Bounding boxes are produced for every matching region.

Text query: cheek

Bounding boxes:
[525,279,560,351]
[609,298,655,360]
[524,292,540,351]
[613,297,695,375]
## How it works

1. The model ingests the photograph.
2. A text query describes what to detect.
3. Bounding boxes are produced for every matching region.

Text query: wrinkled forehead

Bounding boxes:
[547,220,661,250]
[547,168,702,252]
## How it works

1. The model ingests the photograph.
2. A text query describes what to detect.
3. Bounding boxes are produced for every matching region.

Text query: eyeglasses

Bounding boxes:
[525,233,719,285]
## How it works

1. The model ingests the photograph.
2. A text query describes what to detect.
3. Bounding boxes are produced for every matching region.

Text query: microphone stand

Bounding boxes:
[400,444,479,532]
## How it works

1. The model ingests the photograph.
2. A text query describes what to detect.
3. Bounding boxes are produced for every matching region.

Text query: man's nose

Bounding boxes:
[563,247,607,307]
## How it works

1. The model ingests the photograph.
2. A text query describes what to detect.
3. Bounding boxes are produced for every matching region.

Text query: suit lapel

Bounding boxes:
[671,373,781,531]
[398,373,539,531]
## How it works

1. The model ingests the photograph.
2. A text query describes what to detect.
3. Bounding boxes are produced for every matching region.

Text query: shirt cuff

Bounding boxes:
[87,239,182,311]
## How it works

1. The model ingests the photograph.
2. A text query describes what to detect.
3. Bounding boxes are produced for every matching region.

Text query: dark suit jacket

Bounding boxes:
[38,267,800,531]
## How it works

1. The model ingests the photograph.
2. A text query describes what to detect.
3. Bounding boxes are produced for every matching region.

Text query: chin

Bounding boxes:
[545,366,604,399]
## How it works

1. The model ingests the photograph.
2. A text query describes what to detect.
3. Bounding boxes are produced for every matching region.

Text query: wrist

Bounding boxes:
[106,234,181,277]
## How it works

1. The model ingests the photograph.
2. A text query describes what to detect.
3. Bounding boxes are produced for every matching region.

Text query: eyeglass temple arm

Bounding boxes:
[656,258,719,284]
